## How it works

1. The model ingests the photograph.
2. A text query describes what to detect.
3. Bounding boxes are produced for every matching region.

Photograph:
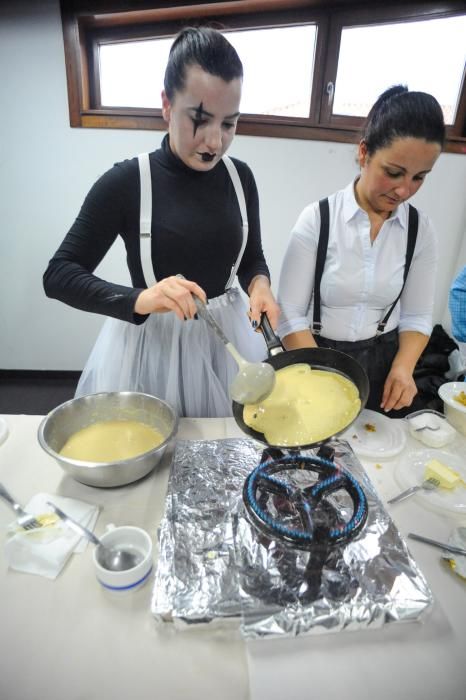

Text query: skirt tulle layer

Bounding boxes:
[76,288,268,417]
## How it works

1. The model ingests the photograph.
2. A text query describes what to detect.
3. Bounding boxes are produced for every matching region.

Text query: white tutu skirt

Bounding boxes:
[76,288,268,418]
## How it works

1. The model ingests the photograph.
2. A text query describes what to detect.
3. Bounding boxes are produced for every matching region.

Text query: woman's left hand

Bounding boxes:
[248,275,281,330]
[381,365,417,412]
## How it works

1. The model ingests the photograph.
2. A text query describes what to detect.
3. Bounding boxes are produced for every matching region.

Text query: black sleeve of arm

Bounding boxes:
[236,164,271,294]
[43,164,148,325]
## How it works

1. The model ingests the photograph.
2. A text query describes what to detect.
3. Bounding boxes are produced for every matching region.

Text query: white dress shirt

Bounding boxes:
[277,180,438,342]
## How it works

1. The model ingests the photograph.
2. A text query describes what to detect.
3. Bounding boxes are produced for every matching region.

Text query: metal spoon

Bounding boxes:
[46,501,142,572]
[192,295,276,405]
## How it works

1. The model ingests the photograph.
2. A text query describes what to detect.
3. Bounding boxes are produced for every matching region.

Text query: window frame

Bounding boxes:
[61,0,466,154]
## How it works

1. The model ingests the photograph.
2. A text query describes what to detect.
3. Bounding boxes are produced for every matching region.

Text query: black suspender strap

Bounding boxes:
[376,204,419,335]
[312,200,419,338]
[312,198,330,335]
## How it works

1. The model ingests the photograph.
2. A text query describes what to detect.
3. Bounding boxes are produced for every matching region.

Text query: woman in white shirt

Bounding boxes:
[277,86,445,415]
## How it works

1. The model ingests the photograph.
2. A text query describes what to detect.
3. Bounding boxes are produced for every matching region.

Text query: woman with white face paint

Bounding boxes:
[44,27,280,417]
[277,86,446,416]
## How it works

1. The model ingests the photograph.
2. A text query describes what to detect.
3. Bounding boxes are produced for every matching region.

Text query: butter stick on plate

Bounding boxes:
[424,458,462,489]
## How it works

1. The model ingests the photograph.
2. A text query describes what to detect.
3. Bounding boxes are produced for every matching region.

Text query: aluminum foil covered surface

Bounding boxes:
[151,439,433,638]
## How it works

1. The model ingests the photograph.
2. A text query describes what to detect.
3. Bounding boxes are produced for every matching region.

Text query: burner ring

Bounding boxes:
[243,454,368,550]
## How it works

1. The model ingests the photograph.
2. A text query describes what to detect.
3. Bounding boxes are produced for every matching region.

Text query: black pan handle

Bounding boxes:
[258,313,285,356]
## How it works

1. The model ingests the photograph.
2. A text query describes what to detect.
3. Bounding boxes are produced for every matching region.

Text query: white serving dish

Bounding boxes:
[438,382,466,437]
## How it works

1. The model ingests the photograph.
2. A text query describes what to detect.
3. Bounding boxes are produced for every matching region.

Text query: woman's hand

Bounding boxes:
[381,330,428,411]
[134,276,207,321]
[248,275,281,330]
[381,364,417,412]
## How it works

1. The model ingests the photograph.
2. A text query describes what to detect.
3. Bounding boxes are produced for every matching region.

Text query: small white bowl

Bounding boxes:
[438,382,466,437]
[405,409,456,447]
[93,524,153,592]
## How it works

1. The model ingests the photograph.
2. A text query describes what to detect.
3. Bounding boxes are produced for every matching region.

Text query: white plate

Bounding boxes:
[438,382,466,413]
[340,408,407,459]
[394,448,466,515]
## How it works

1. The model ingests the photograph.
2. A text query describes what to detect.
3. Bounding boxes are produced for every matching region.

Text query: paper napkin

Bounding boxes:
[443,526,466,580]
[4,492,99,579]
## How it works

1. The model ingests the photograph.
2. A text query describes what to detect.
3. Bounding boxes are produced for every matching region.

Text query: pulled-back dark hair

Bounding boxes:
[362,85,445,155]
[164,26,243,100]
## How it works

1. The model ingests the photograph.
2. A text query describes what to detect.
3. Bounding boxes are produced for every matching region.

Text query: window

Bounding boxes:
[333,16,466,125]
[99,38,172,109]
[61,1,466,153]
[98,24,317,117]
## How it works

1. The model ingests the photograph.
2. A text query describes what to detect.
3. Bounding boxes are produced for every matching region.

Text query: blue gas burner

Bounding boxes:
[242,446,369,603]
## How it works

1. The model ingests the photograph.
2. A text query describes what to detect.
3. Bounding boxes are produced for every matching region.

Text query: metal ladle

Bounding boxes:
[193,295,276,404]
[46,501,142,572]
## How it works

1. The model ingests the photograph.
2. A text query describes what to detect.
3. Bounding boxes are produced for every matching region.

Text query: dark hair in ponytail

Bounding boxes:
[362,85,445,155]
[164,26,243,101]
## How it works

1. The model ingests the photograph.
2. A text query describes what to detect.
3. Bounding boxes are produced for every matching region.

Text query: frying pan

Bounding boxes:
[232,316,369,450]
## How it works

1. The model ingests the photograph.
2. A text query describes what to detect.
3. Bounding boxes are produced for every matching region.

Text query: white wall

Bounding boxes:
[1,0,465,370]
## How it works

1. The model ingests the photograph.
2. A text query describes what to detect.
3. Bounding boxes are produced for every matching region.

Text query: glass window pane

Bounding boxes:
[99,25,317,118]
[100,38,172,108]
[333,16,466,125]
[225,25,316,117]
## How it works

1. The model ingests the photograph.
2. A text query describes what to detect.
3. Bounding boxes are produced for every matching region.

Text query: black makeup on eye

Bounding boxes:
[188,105,240,136]
[191,102,205,137]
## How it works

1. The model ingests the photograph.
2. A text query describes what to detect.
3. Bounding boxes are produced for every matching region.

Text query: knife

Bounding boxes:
[408,532,466,557]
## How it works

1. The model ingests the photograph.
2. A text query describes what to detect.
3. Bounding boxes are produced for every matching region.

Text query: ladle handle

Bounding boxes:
[46,501,101,546]
[193,295,231,347]
[175,273,231,347]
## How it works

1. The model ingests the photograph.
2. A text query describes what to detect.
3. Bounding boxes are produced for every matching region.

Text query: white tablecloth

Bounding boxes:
[0,415,465,700]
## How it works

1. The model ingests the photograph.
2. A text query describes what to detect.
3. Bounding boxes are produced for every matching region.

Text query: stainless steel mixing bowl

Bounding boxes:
[37,392,178,487]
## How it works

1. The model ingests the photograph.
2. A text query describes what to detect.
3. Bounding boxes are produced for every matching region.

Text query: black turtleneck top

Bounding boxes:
[43,135,270,325]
